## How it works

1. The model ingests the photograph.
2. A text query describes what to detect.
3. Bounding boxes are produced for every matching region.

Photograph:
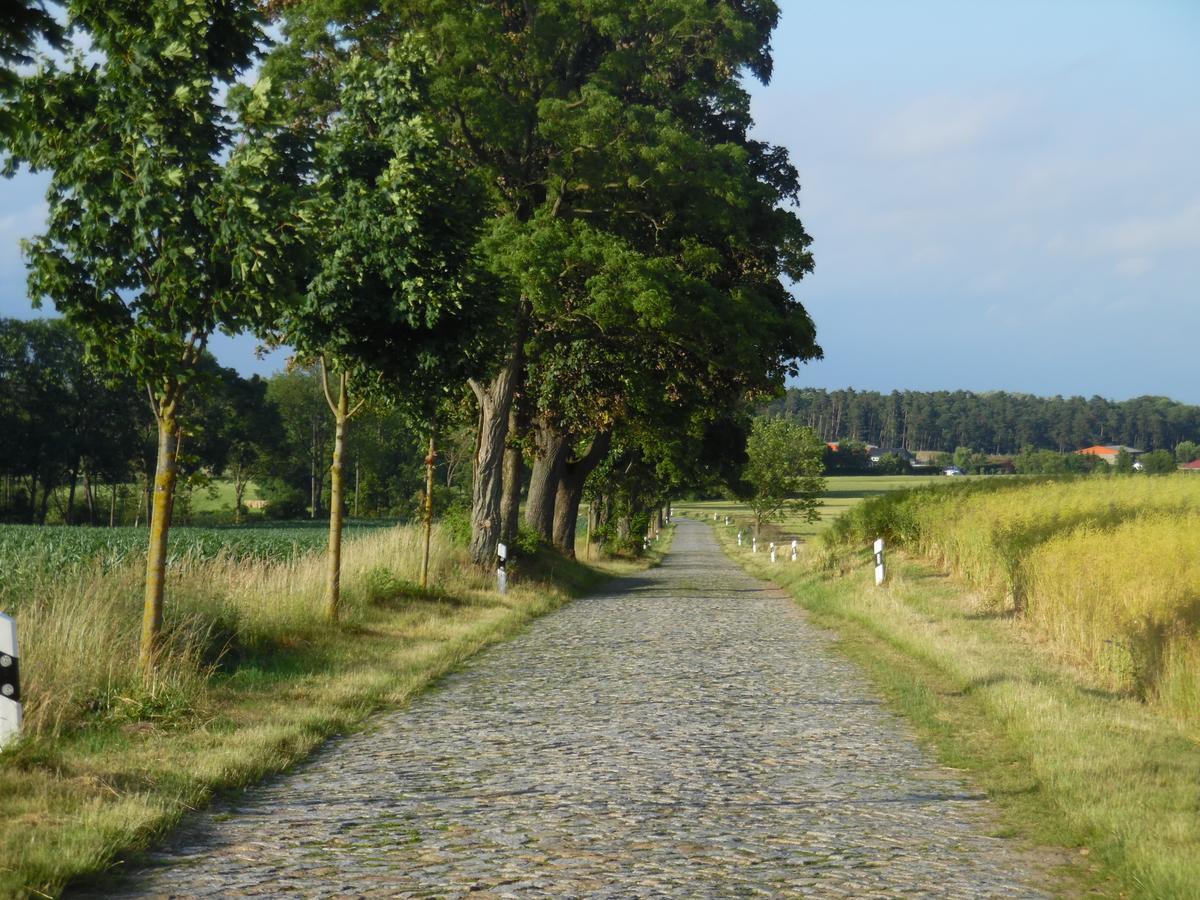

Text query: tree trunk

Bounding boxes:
[65,465,79,525]
[233,464,247,525]
[468,328,524,568]
[109,483,117,528]
[83,471,96,525]
[325,373,349,622]
[38,479,52,525]
[525,419,568,543]
[499,407,523,546]
[139,398,180,675]
[421,431,436,590]
[310,422,318,520]
[552,431,612,557]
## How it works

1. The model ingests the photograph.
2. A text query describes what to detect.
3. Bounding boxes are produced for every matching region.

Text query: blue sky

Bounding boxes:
[752,0,1200,402]
[2,1,1198,400]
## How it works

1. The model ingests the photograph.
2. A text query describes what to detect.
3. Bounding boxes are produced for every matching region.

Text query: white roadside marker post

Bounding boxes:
[1,613,21,750]
[496,543,508,595]
[791,539,798,562]
[874,538,886,586]
[769,542,777,563]
[724,516,730,526]
[752,537,758,554]
[737,530,743,547]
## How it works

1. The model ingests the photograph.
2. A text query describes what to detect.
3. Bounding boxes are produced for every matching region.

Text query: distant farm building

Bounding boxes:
[1180,460,1200,472]
[245,499,270,510]
[867,447,916,464]
[1075,444,1145,465]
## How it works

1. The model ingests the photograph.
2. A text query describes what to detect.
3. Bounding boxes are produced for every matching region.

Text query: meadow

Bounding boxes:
[674,474,939,541]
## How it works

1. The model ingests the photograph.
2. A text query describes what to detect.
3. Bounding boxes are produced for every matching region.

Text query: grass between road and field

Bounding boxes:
[684,479,1200,898]
[0,525,673,899]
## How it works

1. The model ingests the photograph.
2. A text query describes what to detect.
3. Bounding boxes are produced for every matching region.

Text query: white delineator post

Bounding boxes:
[1,613,21,749]
[496,543,508,595]
[752,537,758,554]
[791,539,798,562]
[769,542,777,563]
[737,530,743,547]
[874,538,886,586]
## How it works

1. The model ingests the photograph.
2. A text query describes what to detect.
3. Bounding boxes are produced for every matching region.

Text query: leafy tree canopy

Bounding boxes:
[743,416,825,535]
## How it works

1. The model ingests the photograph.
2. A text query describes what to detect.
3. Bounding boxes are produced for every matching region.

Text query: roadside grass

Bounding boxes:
[0,524,671,899]
[693,477,1200,897]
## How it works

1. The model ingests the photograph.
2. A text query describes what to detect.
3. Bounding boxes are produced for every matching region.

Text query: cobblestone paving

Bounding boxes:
[95,519,1049,898]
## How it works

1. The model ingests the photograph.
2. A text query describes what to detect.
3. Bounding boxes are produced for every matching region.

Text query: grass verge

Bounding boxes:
[0,526,672,899]
[708,520,1200,899]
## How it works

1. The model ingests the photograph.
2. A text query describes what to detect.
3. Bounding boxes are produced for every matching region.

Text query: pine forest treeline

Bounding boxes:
[768,388,1200,454]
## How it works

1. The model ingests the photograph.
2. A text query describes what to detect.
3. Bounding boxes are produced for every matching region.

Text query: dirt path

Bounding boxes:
[89,518,1047,897]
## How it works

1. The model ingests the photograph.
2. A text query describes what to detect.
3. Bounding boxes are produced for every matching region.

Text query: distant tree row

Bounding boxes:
[0,318,473,525]
[767,388,1200,454]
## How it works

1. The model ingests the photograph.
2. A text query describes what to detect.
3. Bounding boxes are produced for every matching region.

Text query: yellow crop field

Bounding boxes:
[825,474,1200,717]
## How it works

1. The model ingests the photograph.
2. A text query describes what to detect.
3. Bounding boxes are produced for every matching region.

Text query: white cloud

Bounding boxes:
[1099,200,1200,255]
[873,91,1023,158]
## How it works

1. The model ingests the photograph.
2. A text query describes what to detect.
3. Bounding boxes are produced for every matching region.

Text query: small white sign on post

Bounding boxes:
[791,539,798,562]
[496,542,508,594]
[769,542,777,563]
[874,538,886,586]
[0,613,21,750]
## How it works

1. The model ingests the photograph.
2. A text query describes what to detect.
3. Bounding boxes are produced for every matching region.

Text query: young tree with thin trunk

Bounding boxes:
[744,418,826,538]
[8,0,298,672]
[268,43,486,617]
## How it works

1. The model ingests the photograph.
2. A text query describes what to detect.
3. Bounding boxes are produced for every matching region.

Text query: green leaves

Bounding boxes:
[744,417,827,530]
[8,1,296,419]
[264,37,488,421]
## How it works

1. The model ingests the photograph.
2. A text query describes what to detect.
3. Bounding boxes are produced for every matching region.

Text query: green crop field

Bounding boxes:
[0,521,398,607]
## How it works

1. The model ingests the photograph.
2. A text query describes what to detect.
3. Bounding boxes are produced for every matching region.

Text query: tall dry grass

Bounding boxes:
[824,474,1200,716]
[13,523,483,737]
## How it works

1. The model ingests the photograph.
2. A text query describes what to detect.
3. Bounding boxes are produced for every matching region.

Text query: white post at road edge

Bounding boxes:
[496,542,508,595]
[0,613,21,749]
[874,538,886,586]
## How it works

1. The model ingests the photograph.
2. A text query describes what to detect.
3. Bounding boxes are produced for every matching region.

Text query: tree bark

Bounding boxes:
[139,396,180,675]
[421,431,436,589]
[525,418,568,543]
[552,430,612,557]
[324,368,350,622]
[233,464,247,525]
[83,471,96,525]
[499,407,523,545]
[65,465,79,525]
[468,327,524,568]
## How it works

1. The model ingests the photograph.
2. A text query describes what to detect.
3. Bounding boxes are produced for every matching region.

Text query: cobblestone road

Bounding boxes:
[96,519,1049,898]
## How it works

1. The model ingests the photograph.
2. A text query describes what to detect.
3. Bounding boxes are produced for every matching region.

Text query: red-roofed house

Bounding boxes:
[1076,444,1145,464]
[1180,460,1200,472]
